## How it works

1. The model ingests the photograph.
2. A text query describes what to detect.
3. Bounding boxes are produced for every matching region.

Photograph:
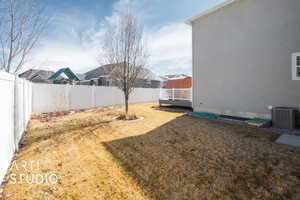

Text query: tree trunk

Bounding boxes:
[125,94,129,114]
[7,0,15,73]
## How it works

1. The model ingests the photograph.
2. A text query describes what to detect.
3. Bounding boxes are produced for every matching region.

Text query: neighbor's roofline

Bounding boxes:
[185,0,236,25]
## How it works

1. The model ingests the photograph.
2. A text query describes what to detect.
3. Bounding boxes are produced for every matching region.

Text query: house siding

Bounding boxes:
[192,0,300,119]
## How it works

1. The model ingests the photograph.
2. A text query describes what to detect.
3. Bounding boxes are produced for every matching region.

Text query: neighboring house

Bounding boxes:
[48,68,83,84]
[186,0,300,119]
[81,64,116,86]
[159,74,190,88]
[81,63,163,88]
[139,68,163,88]
[20,65,163,88]
[19,69,55,83]
[19,68,84,84]
[164,76,192,89]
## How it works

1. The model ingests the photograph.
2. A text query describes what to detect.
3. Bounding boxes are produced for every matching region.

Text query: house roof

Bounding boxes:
[168,76,191,81]
[142,68,163,81]
[84,64,117,80]
[19,69,55,81]
[84,63,162,81]
[159,76,168,81]
[76,73,86,80]
[185,0,237,25]
[48,68,81,81]
[164,74,189,80]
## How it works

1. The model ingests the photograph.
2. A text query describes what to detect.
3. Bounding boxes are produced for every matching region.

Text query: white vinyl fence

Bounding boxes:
[0,71,32,184]
[32,83,160,113]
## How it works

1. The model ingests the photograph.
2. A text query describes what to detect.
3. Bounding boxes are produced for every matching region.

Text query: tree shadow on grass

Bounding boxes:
[103,115,300,200]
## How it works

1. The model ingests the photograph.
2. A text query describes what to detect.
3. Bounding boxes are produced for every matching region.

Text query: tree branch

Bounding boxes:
[102,11,149,114]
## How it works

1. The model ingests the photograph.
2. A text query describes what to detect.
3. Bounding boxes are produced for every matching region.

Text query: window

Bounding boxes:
[292,53,300,80]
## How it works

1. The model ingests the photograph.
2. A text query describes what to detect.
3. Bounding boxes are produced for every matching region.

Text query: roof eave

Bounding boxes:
[185,0,235,25]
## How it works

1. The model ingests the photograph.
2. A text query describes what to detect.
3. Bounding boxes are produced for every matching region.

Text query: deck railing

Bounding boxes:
[159,88,192,101]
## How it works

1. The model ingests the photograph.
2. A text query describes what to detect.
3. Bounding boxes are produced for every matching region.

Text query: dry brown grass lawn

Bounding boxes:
[1,103,300,200]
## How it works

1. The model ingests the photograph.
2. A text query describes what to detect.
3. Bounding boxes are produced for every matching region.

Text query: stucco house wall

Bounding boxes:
[190,0,300,119]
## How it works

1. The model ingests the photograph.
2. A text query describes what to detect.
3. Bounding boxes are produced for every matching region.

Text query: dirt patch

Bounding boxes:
[1,103,300,199]
[114,112,141,121]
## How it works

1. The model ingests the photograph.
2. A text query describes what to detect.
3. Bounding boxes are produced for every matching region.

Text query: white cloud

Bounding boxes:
[25,42,100,73]
[147,23,192,75]
[23,0,192,76]
[100,0,192,75]
[23,12,104,73]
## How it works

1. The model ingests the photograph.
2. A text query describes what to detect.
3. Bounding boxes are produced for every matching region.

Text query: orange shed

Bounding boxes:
[164,76,192,89]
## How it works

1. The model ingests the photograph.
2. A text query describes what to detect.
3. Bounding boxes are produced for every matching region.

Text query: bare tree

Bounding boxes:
[0,0,48,74]
[103,12,148,115]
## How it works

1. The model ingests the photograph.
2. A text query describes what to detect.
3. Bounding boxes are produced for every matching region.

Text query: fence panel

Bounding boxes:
[0,72,32,184]
[32,83,160,113]
[32,84,69,112]
[94,86,124,107]
[69,85,94,110]
[130,88,160,104]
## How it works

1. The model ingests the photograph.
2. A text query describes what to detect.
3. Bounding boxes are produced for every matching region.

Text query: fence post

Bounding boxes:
[172,88,175,101]
[13,75,17,152]
[65,84,70,111]
[92,85,95,108]
[159,88,161,99]
[22,80,25,128]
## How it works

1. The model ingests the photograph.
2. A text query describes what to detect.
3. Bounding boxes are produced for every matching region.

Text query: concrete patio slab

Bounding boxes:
[276,135,300,147]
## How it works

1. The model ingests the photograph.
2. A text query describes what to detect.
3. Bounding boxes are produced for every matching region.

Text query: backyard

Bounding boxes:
[1,103,300,199]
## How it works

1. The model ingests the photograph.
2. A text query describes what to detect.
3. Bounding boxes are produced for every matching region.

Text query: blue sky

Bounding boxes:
[27,0,225,76]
